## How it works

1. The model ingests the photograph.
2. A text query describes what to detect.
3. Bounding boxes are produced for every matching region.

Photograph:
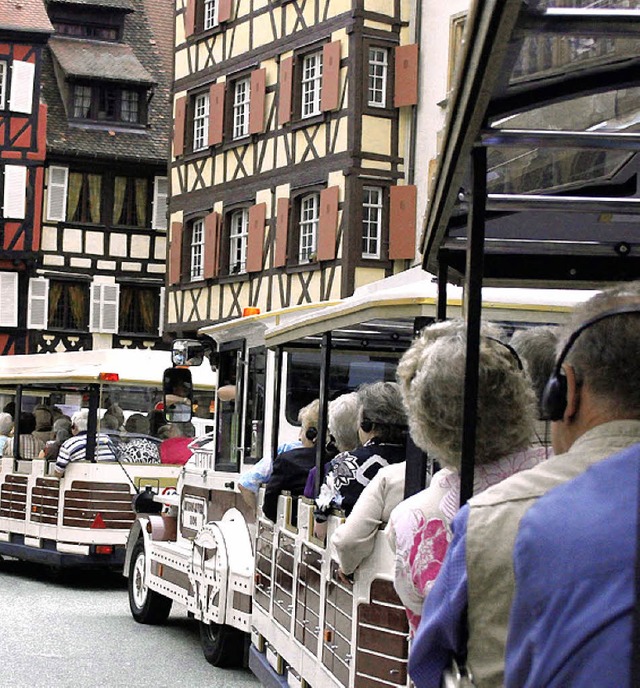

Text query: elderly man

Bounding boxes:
[54,408,117,477]
[409,281,640,688]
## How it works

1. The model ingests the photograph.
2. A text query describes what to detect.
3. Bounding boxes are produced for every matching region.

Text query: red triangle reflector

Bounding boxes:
[91,513,107,529]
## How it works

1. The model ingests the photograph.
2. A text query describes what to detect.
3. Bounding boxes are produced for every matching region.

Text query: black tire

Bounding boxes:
[128,538,173,624]
[199,620,246,667]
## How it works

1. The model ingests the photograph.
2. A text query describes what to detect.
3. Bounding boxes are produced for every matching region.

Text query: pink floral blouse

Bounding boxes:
[386,447,548,635]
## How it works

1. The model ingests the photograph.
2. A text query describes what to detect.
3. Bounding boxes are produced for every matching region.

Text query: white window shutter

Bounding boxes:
[90,283,102,332]
[9,60,35,114]
[3,165,27,219]
[152,176,168,230]
[0,272,18,327]
[158,286,165,335]
[100,284,119,333]
[46,166,68,221]
[27,277,49,329]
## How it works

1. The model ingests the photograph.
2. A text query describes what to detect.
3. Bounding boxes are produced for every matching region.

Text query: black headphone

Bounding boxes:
[540,305,640,422]
[485,336,524,371]
[360,416,374,434]
[305,426,318,442]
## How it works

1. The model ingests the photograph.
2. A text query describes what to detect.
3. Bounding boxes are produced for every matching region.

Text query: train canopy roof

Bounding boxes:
[421,0,640,287]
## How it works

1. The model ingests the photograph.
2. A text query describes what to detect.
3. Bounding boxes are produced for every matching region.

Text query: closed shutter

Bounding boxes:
[321,41,341,112]
[3,165,27,219]
[394,44,419,107]
[174,96,187,157]
[278,57,293,126]
[46,166,68,221]
[209,83,225,146]
[219,0,233,22]
[0,272,18,327]
[152,176,168,230]
[184,0,196,37]
[169,222,183,285]
[9,60,34,114]
[317,186,339,261]
[27,277,49,330]
[158,287,165,335]
[247,203,266,273]
[274,197,289,267]
[389,185,417,259]
[249,68,266,135]
[90,283,119,334]
[203,212,220,279]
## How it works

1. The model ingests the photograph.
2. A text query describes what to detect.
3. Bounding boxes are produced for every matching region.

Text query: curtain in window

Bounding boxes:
[48,281,63,324]
[135,178,147,227]
[139,289,155,332]
[113,176,126,224]
[88,174,101,223]
[67,173,82,221]
[68,284,86,328]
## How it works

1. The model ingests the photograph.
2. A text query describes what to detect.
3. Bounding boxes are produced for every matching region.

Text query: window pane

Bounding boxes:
[299,194,319,263]
[193,93,209,151]
[119,286,158,334]
[301,52,322,118]
[204,0,219,30]
[73,85,92,118]
[190,219,205,280]
[368,48,388,107]
[233,78,250,139]
[121,90,139,123]
[362,186,382,258]
[48,281,88,330]
[229,209,248,273]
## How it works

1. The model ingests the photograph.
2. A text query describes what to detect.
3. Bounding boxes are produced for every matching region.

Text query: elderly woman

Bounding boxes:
[386,319,547,635]
[314,382,407,538]
[262,399,320,523]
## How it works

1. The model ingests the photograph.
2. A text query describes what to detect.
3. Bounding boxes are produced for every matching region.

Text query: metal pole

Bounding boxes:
[271,346,283,461]
[314,332,332,497]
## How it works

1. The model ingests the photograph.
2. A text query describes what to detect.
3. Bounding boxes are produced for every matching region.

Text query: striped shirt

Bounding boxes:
[55,432,117,474]
[3,434,45,459]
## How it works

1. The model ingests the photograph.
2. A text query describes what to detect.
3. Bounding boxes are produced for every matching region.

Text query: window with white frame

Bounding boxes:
[299,193,319,263]
[362,186,383,259]
[0,61,6,109]
[204,0,219,30]
[190,219,205,280]
[233,78,250,140]
[301,52,322,118]
[193,92,209,151]
[229,209,248,274]
[368,48,388,107]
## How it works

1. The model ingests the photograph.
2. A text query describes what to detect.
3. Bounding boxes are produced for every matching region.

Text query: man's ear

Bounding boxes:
[563,364,581,420]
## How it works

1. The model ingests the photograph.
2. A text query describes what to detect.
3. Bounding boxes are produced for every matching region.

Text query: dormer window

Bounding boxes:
[71,82,145,125]
[53,21,119,41]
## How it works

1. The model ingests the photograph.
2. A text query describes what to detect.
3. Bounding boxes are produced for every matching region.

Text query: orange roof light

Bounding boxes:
[242,307,261,317]
[98,372,119,381]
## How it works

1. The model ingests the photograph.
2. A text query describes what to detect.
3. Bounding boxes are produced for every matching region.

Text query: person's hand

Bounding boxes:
[337,568,353,586]
[313,519,328,540]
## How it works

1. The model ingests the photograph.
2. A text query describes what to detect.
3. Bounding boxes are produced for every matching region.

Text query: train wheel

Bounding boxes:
[199,620,246,667]
[128,538,172,624]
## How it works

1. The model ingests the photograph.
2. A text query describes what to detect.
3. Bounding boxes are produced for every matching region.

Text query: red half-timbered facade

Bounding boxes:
[0,0,52,355]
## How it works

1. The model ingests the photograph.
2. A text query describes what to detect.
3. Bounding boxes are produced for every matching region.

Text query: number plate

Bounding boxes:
[181,495,206,531]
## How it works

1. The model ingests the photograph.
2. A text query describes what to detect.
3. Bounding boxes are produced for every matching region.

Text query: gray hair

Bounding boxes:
[71,409,89,433]
[298,399,319,433]
[357,381,407,444]
[510,326,559,414]
[397,319,536,470]
[125,413,150,435]
[0,412,12,436]
[328,392,360,452]
[559,281,640,415]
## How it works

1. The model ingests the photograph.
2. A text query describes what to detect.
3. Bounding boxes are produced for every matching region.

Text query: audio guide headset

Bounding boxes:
[360,416,374,434]
[484,336,524,371]
[305,426,318,442]
[540,305,640,422]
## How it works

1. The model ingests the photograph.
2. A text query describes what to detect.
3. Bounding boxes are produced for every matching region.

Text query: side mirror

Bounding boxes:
[163,367,193,423]
[171,339,205,367]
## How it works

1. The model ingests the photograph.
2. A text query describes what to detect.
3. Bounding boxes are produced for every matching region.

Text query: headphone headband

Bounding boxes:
[541,304,640,421]
[484,336,524,371]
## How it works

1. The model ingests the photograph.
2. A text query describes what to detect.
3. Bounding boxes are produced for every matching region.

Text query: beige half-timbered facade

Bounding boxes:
[167,0,420,335]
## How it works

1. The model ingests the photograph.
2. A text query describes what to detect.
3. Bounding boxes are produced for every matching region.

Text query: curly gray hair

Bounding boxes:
[357,381,407,444]
[510,326,559,413]
[397,319,536,469]
[328,392,360,452]
[559,281,640,415]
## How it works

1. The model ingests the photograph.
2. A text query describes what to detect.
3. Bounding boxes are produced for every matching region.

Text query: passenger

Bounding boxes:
[313,382,407,539]
[409,283,640,688]
[33,405,55,444]
[103,403,125,432]
[303,391,361,498]
[3,401,15,420]
[117,414,160,463]
[39,416,72,462]
[0,412,13,454]
[160,421,196,465]
[148,409,167,438]
[3,411,45,459]
[54,409,117,477]
[510,325,559,447]
[262,399,320,523]
[385,320,544,635]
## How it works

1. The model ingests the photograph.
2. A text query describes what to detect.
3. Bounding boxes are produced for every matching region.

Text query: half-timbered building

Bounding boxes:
[166,0,420,335]
[0,0,52,355]
[34,0,173,353]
